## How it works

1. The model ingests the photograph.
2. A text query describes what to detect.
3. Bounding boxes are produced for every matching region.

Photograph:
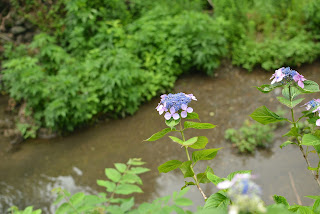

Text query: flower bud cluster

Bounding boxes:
[270,67,306,88]
[217,174,266,214]
[155,93,197,120]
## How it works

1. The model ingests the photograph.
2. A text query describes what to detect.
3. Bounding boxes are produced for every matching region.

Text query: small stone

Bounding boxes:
[11,26,26,35]
[209,112,215,117]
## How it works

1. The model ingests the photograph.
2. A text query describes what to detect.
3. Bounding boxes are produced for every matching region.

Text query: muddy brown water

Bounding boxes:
[1,63,320,213]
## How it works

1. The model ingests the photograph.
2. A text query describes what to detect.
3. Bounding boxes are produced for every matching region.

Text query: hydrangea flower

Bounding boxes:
[303,99,320,126]
[155,93,196,120]
[270,67,306,88]
[217,174,266,214]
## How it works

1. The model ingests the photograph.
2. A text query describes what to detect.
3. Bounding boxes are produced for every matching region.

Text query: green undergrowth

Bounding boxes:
[2,0,320,137]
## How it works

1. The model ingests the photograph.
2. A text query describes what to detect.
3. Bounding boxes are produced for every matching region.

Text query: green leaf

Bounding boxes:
[227,170,251,181]
[207,172,225,185]
[184,137,198,146]
[313,200,320,213]
[302,134,320,146]
[121,173,143,185]
[314,145,320,154]
[283,127,300,138]
[282,86,301,100]
[174,197,193,206]
[204,192,230,209]
[115,184,143,195]
[165,118,181,129]
[181,181,196,190]
[280,141,294,149]
[255,83,282,93]
[145,128,173,141]
[70,192,85,206]
[179,161,194,178]
[185,112,200,120]
[192,148,221,163]
[184,121,216,129]
[158,160,183,173]
[298,80,320,94]
[277,96,305,108]
[97,180,116,192]
[115,163,127,173]
[128,167,150,174]
[305,196,320,200]
[250,106,288,125]
[56,203,71,214]
[120,197,135,212]
[127,158,145,166]
[189,136,208,149]
[297,206,315,214]
[169,136,184,145]
[105,168,121,182]
[308,167,318,171]
[273,195,290,208]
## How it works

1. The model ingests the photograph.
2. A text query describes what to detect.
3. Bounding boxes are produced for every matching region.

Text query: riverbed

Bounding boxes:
[1,63,319,213]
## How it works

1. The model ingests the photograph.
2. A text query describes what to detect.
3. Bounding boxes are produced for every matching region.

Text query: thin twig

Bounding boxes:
[288,171,302,205]
[299,145,320,187]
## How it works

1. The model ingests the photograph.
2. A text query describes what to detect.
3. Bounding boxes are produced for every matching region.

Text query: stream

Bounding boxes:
[1,63,320,213]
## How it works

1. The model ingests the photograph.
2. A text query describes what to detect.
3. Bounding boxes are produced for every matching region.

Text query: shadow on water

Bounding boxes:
[1,63,320,212]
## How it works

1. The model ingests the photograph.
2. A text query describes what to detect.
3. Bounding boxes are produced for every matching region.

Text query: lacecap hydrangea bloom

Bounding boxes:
[270,67,306,88]
[302,99,320,126]
[155,93,197,120]
[217,174,266,214]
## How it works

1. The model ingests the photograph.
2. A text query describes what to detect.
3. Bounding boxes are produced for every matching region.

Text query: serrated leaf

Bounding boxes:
[298,80,320,94]
[227,170,251,181]
[158,160,182,173]
[169,136,184,145]
[179,161,194,178]
[313,200,320,213]
[277,96,305,108]
[105,168,121,182]
[282,86,301,100]
[192,148,221,163]
[115,163,127,173]
[204,192,230,209]
[280,141,294,149]
[97,180,116,192]
[55,203,71,214]
[297,206,315,214]
[70,192,85,206]
[250,106,288,125]
[255,83,282,93]
[184,121,216,129]
[120,197,134,212]
[189,136,208,149]
[115,184,143,195]
[207,172,225,185]
[145,128,173,141]
[184,137,198,146]
[302,134,320,146]
[273,195,290,208]
[185,112,200,120]
[121,173,143,185]
[165,118,181,129]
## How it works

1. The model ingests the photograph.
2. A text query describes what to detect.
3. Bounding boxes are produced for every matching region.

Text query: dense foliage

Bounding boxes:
[1,0,320,137]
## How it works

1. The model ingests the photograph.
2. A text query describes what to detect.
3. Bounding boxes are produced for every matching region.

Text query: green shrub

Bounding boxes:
[225,120,275,153]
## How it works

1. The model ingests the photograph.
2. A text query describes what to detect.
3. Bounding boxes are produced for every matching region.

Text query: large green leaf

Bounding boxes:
[179,161,194,178]
[184,121,216,129]
[298,80,320,94]
[128,167,150,174]
[204,192,230,209]
[97,180,116,192]
[114,163,127,173]
[158,160,183,173]
[192,148,221,163]
[145,128,173,141]
[302,134,320,146]
[226,170,251,181]
[277,96,305,108]
[297,206,315,214]
[282,86,301,100]
[121,173,142,185]
[273,195,290,208]
[189,136,208,149]
[185,112,200,120]
[250,106,288,125]
[70,192,85,206]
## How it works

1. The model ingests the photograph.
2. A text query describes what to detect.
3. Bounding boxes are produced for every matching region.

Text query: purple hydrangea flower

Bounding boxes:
[270,68,286,84]
[302,99,320,126]
[156,92,196,120]
[293,73,307,88]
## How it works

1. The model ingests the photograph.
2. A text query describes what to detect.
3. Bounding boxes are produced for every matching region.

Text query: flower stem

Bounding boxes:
[289,85,320,187]
[179,121,207,200]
